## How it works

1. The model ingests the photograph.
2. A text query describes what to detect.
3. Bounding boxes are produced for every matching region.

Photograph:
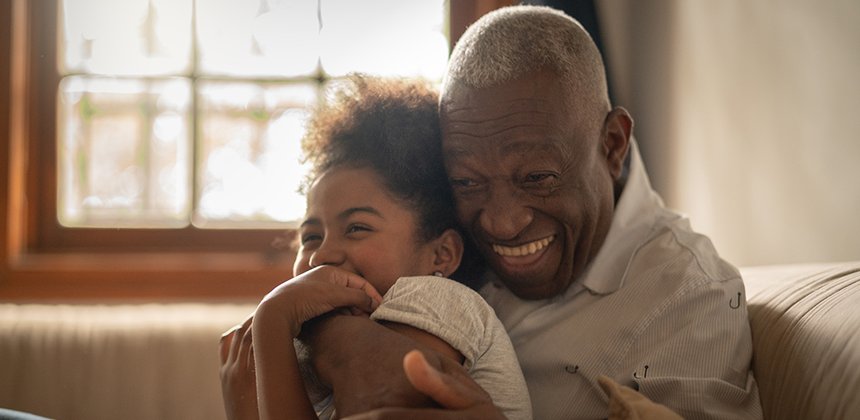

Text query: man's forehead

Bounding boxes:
[442,89,556,138]
[443,135,566,160]
[442,108,551,141]
[442,95,551,116]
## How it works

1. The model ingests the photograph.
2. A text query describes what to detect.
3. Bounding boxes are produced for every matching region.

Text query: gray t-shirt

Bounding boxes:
[308,275,532,420]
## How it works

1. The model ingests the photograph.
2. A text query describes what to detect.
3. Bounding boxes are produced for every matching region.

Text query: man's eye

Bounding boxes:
[524,172,557,184]
[522,173,560,195]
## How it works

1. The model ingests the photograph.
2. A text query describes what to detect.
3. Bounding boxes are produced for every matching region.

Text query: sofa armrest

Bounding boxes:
[742,262,860,420]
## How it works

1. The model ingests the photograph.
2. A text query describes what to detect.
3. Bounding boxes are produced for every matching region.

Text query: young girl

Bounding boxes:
[220,75,531,420]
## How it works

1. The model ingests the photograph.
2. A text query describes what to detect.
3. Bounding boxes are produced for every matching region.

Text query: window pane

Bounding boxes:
[320,0,448,79]
[56,0,450,230]
[196,81,317,226]
[196,0,320,77]
[58,76,193,227]
[61,0,193,76]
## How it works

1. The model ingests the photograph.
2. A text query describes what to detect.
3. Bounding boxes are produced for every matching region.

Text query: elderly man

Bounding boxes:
[418,5,762,418]
[222,5,763,419]
[313,6,761,419]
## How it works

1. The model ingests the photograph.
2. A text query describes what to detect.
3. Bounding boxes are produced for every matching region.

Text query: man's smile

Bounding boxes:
[491,235,556,261]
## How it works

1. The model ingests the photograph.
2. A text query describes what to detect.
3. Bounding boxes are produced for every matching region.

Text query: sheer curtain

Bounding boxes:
[598,0,860,266]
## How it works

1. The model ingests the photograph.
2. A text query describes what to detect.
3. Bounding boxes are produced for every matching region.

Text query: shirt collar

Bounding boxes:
[570,139,666,297]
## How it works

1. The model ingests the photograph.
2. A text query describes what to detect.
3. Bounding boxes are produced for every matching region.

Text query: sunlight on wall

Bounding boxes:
[670,1,860,266]
[601,0,860,266]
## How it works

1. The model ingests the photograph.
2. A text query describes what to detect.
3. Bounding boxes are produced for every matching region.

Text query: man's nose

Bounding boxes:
[478,185,533,241]
[309,240,346,268]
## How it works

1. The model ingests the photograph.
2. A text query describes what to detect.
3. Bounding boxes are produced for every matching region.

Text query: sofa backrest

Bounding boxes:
[0,302,256,420]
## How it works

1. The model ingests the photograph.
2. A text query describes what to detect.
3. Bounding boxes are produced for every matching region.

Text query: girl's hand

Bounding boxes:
[219,315,259,420]
[255,265,384,337]
[250,267,384,420]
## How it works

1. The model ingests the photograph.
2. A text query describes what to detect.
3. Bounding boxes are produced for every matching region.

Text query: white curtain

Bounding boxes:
[598,0,860,266]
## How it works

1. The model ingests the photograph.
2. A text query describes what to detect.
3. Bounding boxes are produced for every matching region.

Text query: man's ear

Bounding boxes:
[601,107,633,181]
[430,229,464,278]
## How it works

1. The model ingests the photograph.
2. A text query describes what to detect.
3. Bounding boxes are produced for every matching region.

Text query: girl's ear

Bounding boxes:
[430,229,464,278]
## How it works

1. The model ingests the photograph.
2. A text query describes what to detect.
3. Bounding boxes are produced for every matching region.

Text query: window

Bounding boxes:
[57,0,449,229]
[0,0,513,299]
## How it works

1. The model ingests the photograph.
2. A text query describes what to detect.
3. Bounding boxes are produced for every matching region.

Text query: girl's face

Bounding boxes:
[293,166,439,295]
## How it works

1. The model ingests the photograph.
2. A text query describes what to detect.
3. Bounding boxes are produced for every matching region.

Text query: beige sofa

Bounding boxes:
[1,262,859,420]
[743,262,860,419]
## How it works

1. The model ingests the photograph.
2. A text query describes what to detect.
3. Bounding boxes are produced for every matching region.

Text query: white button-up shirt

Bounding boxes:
[481,142,762,419]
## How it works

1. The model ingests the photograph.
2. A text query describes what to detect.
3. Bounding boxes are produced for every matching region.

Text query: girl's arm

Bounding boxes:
[252,265,383,420]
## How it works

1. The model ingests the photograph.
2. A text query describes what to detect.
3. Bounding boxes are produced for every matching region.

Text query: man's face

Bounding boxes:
[441,69,626,300]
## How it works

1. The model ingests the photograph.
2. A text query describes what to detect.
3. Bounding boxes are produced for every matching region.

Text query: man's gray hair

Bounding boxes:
[445,5,609,105]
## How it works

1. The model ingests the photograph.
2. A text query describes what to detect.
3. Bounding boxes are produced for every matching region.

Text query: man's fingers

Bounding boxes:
[402,350,488,410]
[344,351,502,420]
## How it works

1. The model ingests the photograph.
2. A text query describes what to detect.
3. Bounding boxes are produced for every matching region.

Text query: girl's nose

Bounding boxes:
[308,240,346,268]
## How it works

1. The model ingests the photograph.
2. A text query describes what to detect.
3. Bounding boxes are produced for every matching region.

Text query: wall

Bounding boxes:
[599,0,860,266]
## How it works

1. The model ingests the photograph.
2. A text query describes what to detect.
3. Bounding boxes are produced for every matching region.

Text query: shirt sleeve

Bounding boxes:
[371,276,491,364]
[370,275,533,420]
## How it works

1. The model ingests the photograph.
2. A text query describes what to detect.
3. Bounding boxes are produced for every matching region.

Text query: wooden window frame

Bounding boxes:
[0,0,512,300]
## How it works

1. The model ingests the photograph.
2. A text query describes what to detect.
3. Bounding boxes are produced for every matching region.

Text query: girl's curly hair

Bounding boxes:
[302,74,453,242]
[300,74,484,286]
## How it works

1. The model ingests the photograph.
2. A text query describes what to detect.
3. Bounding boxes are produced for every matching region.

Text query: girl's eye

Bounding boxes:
[346,224,372,235]
[450,177,483,195]
[450,177,476,187]
[301,234,322,245]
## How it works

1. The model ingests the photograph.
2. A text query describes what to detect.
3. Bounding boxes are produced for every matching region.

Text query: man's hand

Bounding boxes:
[219,315,259,420]
[341,350,505,420]
[403,350,497,412]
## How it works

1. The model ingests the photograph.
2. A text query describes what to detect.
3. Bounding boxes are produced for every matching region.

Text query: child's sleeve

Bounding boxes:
[370,275,533,420]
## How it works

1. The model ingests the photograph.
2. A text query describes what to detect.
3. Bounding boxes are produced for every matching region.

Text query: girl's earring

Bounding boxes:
[433,271,444,277]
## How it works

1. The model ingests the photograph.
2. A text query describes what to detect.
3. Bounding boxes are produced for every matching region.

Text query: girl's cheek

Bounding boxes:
[293,251,312,277]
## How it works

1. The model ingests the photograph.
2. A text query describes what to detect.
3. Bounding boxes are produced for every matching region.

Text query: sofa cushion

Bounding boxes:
[742,262,860,420]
